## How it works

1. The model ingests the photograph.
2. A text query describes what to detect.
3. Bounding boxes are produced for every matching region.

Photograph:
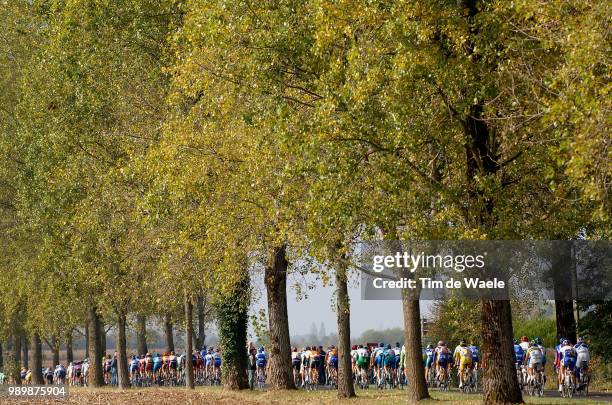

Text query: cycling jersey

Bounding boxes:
[455,346,472,370]
[424,348,435,368]
[130,359,139,372]
[519,341,530,352]
[356,348,370,368]
[468,345,480,363]
[575,343,590,366]
[213,352,222,368]
[560,344,577,371]
[435,346,450,367]
[525,346,543,369]
[383,349,396,368]
[256,352,267,368]
[169,355,178,369]
[514,344,525,364]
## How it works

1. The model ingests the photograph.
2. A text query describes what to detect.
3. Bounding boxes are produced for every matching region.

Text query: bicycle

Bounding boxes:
[561,368,575,398]
[576,366,590,396]
[256,367,266,389]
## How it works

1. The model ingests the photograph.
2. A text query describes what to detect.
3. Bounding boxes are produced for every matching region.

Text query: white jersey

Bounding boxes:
[575,344,590,362]
[519,341,530,352]
[291,351,301,360]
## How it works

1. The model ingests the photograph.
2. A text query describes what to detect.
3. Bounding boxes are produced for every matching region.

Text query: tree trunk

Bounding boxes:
[100,323,107,355]
[402,291,430,402]
[335,265,356,398]
[265,244,295,389]
[164,314,175,352]
[31,333,43,385]
[215,273,249,390]
[87,306,104,387]
[555,300,577,343]
[66,331,74,364]
[85,323,90,359]
[481,300,523,404]
[0,341,3,370]
[13,332,22,384]
[194,295,207,349]
[21,333,28,369]
[116,313,130,389]
[136,315,148,355]
[51,335,60,367]
[184,294,195,389]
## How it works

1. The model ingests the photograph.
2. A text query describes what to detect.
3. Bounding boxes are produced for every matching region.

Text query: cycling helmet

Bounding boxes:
[559,337,565,344]
[427,344,434,349]
[437,340,445,346]
[577,336,584,343]
[351,345,356,350]
[395,342,400,347]
[379,342,385,348]
[259,347,265,353]
[513,339,518,345]
[562,339,569,346]
[534,337,542,345]
[529,340,535,347]
[358,344,363,349]
[305,346,310,351]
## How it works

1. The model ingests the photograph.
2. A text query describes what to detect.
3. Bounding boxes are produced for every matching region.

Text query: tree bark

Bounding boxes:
[0,341,3,370]
[100,323,107,355]
[555,300,577,343]
[13,332,22,384]
[265,244,295,389]
[116,312,130,389]
[194,295,207,349]
[87,307,104,387]
[184,294,195,389]
[335,265,356,398]
[164,314,175,352]
[136,315,148,355]
[31,333,43,385]
[21,333,28,369]
[215,273,249,390]
[51,335,60,367]
[402,291,430,402]
[481,300,523,404]
[85,323,90,359]
[66,331,74,364]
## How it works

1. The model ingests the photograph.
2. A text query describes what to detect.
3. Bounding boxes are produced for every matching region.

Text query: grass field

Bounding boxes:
[3,386,610,405]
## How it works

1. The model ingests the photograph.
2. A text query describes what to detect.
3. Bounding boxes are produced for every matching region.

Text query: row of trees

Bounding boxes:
[0,0,608,403]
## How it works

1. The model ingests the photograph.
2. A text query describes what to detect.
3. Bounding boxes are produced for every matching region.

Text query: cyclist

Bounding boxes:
[300,346,310,385]
[574,337,590,389]
[291,347,301,386]
[558,339,577,392]
[454,340,472,389]
[355,345,370,386]
[424,344,435,383]
[534,337,546,371]
[205,348,214,381]
[434,341,451,385]
[383,344,397,386]
[519,336,530,352]
[103,354,113,384]
[129,355,139,381]
[524,341,543,383]
[153,353,162,380]
[168,351,178,380]
[327,345,338,385]
[372,343,385,385]
[213,347,222,382]
[256,347,267,385]
[310,346,321,386]
[54,364,66,385]
[514,339,525,370]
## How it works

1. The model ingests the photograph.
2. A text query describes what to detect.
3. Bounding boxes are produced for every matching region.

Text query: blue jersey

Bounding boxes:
[514,344,525,363]
[425,348,435,359]
[468,346,480,362]
[256,352,267,367]
[153,355,162,364]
